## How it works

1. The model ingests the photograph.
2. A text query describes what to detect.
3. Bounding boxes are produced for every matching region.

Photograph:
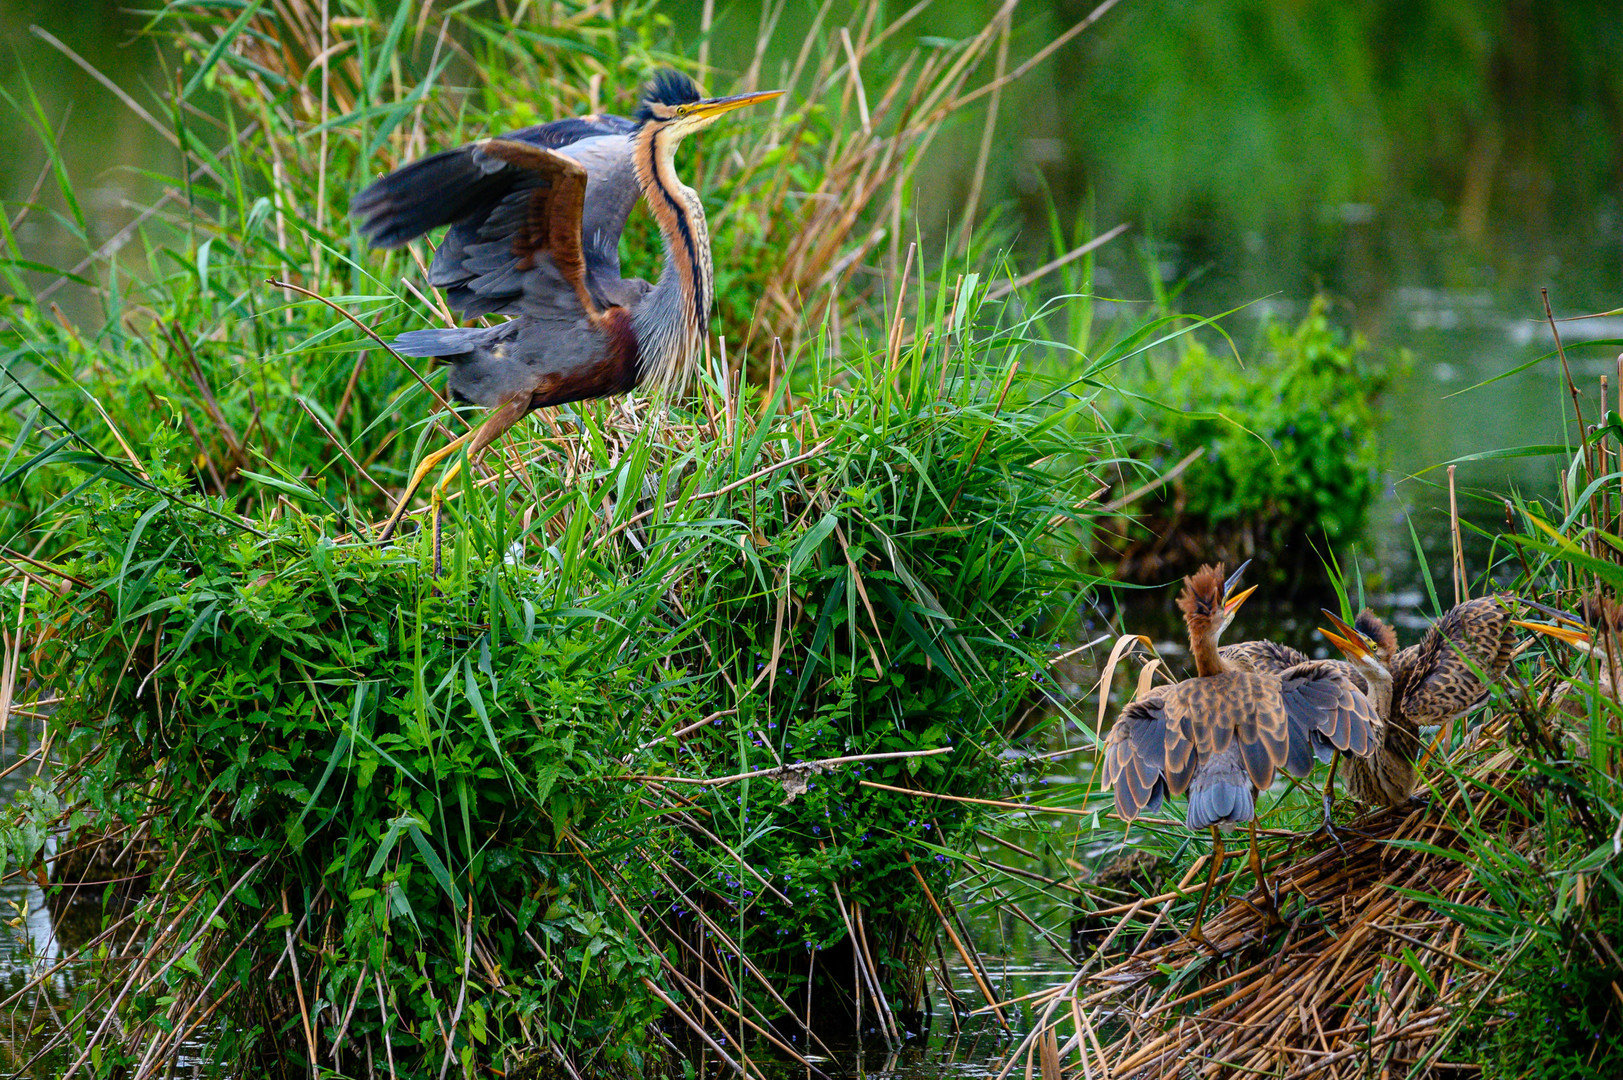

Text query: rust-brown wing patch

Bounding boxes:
[473,138,599,320]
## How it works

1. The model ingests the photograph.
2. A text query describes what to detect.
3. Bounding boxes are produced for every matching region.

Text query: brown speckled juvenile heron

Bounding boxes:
[1318,609,1405,811]
[1103,565,1377,947]
[1318,597,1517,824]
[351,70,783,549]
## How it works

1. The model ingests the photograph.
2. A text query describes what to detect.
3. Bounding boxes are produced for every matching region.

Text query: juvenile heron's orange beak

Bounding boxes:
[1318,609,1372,660]
[1512,619,1592,650]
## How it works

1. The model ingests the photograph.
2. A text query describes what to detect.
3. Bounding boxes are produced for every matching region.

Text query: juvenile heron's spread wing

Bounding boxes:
[1393,597,1514,726]
[350,120,642,320]
[1105,666,1376,825]
[1276,659,1378,763]
[1103,686,1188,821]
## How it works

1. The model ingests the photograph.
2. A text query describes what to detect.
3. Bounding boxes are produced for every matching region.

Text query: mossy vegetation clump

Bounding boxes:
[1108,297,1400,587]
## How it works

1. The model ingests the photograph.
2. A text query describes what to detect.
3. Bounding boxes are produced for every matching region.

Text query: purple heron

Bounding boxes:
[1103,564,1377,946]
[351,70,784,557]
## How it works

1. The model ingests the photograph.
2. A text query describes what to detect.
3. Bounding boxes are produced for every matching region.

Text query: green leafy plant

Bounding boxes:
[1108,296,1400,586]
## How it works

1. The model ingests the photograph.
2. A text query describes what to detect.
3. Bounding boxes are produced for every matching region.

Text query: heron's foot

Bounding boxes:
[1405,793,1432,811]
[1237,888,1285,932]
[1314,796,1351,856]
[1184,924,1224,957]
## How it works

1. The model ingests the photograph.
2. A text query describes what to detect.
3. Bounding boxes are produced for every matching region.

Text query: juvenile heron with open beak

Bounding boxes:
[1104,564,1377,949]
[351,70,784,555]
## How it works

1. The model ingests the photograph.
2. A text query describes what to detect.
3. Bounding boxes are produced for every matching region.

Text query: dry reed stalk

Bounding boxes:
[1449,464,1465,605]
[1016,709,1547,1079]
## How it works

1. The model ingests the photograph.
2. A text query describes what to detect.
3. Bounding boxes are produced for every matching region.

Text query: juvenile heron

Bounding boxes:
[351,70,783,545]
[1316,597,1517,826]
[1318,609,1404,812]
[1103,565,1377,947]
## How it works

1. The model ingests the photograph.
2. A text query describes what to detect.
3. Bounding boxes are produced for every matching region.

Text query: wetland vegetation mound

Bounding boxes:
[3,295,1111,1073]
[1106,297,1398,591]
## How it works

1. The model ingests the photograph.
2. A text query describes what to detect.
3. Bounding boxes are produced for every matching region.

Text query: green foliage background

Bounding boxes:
[1106,297,1399,583]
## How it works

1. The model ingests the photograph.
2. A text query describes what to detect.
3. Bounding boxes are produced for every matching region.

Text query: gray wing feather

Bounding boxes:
[1277,660,1378,769]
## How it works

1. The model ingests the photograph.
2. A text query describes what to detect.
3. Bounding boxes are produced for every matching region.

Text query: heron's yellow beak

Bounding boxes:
[1318,609,1372,660]
[691,89,786,119]
[1512,619,1593,650]
[1224,584,1258,615]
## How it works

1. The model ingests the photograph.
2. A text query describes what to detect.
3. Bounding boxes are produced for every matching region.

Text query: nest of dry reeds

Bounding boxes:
[1003,712,1550,1080]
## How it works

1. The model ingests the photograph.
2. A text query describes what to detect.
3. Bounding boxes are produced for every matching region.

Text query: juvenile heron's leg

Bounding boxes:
[1243,817,1284,930]
[1187,826,1225,952]
[1315,754,1348,853]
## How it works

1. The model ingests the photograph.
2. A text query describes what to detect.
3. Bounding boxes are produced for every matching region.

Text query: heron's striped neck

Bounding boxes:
[631,123,711,398]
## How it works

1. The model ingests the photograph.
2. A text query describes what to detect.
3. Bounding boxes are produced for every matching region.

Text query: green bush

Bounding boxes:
[1109,297,1399,584]
[0,271,1115,1074]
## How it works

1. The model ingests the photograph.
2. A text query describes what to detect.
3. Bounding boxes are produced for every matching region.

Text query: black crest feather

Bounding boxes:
[636,69,702,123]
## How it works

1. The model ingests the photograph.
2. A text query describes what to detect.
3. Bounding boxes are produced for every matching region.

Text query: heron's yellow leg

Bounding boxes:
[377,392,531,545]
[377,428,478,543]
[1245,817,1284,929]
[1187,826,1224,951]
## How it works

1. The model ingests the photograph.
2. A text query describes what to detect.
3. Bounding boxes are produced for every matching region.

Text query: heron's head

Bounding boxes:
[635,69,784,142]
[1176,562,1256,645]
[1320,608,1395,679]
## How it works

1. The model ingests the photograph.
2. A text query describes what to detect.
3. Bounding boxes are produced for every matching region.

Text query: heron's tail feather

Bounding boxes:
[389,328,486,359]
[1185,782,1254,831]
[352,147,502,248]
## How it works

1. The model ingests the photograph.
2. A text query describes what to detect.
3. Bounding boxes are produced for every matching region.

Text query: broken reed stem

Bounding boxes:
[1602,374,1611,555]
[623,745,951,787]
[909,858,1009,1029]
[1544,289,1601,552]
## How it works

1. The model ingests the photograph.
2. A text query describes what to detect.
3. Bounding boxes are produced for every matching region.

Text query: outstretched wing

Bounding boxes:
[1107,665,1378,819]
[1394,596,1514,726]
[351,118,641,320]
[1103,687,1195,820]
[1161,671,1288,791]
[1276,659,1377,765]
[426,138,601,322]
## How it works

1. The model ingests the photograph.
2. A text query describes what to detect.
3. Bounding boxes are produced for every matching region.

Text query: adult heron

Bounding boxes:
[351,70,783,545]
